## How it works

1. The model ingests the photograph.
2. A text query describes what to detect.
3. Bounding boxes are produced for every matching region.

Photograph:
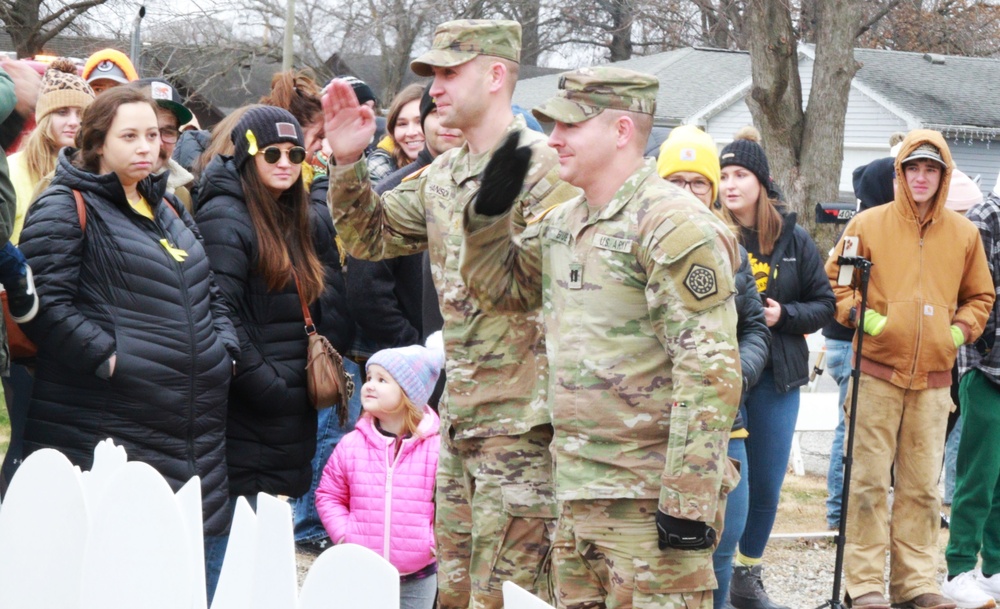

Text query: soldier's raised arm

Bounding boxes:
[321,78,377,166]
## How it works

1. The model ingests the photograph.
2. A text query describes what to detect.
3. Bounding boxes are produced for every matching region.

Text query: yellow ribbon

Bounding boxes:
[160,239,189,263]
[246,130,258,156]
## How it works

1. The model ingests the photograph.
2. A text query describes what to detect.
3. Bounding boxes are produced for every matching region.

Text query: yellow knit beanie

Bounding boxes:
[656,125,721,203]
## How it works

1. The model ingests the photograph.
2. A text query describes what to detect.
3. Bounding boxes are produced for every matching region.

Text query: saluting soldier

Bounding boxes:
[460,67,742,609]
[321,19,581,609]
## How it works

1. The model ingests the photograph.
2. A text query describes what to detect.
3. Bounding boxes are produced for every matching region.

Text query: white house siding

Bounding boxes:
[949,140,1000,195]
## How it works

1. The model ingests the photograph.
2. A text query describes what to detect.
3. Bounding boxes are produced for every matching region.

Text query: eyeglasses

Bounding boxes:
[261,146,307,164]
[159,127,179,144]
[667,177,713,196]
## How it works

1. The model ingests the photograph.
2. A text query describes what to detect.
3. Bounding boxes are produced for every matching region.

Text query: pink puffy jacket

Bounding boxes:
[315,406,440,574]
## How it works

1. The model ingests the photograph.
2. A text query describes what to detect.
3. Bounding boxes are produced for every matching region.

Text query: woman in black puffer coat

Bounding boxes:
[19,87,239,537]
[196,107,332,502]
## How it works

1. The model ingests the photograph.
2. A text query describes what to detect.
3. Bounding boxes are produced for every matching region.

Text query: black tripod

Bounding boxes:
[818,254,873,609]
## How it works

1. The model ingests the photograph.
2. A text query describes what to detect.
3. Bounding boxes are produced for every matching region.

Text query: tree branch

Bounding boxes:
[856,0,905,37]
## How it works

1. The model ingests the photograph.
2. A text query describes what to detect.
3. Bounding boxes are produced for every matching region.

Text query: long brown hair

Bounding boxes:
[259,70,322,131]
[750,190,784,256]
[385,84,425,168]
[238,159,324,303]
[74,87,158,174]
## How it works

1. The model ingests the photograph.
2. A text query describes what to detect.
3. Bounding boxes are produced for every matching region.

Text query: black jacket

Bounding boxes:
[19,149,238,535]
[196,155,337,498]
[308,174,355,354]
[753,212,835,392]
[735,245,770,428]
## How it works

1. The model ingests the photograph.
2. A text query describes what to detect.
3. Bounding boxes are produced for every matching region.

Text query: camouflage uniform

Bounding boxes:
[461,68,742,609]
[326,21,580,609]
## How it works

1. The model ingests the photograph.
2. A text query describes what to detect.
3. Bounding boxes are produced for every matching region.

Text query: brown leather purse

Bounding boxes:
[293,272,354,425]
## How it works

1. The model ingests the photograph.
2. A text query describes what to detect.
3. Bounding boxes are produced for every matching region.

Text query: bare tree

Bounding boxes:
[743,0,863,225]
[0,0,117,57]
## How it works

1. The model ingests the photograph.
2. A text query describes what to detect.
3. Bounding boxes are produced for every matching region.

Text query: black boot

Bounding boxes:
[730,564,791,609]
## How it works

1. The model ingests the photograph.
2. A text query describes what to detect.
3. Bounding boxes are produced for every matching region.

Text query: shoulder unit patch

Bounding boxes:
[684,264,718,300]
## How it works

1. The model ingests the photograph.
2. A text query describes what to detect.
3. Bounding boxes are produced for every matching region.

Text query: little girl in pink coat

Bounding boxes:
[316,338,444,609]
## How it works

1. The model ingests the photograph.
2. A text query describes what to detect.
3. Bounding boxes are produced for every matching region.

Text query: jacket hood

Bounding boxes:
[893,129,954,224]
[197,154,244,203]
[161,157,194,192]
[50,147,169,205]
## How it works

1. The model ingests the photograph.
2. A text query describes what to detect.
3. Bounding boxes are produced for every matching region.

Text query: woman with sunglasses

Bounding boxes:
[195,106,327,600]
[17,86,239,579]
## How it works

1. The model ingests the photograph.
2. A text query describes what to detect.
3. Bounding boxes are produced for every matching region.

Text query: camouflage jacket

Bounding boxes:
[327,116,580,439]
[462,160,741,521]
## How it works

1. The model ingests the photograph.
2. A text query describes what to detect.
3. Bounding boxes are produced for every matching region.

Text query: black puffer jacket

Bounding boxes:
[308,174,354,353]
[735,244,770,429]
[19,149,238,535]
[753,212,835,392]
[196,155,335,498]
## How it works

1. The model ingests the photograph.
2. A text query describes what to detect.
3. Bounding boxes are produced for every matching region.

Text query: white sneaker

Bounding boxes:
[943,571,997,609]
[976,571,1000,602]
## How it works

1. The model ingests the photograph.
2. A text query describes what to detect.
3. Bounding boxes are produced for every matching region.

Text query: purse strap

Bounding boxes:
[291,271,317,336]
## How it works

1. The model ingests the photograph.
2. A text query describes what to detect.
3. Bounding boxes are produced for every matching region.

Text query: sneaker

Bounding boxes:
[848,592,891,609]
[7,266,38,323]
[942,512,951,529]
[891,593,958,609]
[942,572,997,609]
[975,571,1000,602]
[295,536,332,556]
[730,564,791,609]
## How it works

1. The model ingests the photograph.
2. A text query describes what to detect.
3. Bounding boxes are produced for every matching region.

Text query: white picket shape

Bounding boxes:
[502,581,556,609]
[176,477,208,609]
[79,460,194,609]
[299,543,400,609]
[0,448,88,609]
[248,493,298,609]
[80,438,129,523]
[211,496,259,609]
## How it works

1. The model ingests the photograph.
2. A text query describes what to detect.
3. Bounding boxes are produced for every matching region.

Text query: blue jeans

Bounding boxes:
[824,338,853,528]
[714,437,748,609]
[292,357,363,543]
[400,573,438,609]
[944,414,963,505]
[739,368,800,559]
[0,364,34,496]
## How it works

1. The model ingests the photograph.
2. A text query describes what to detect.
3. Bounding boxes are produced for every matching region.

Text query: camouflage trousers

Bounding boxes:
[552,499,715,609]
[436,424,557,609]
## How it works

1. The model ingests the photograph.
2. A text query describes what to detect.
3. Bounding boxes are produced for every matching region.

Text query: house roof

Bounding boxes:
[512,47,752,126]
[850,47,1000,130]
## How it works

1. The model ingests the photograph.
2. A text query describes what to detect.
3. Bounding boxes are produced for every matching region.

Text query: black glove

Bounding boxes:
[655,510,716,551]
[474,131,533,217]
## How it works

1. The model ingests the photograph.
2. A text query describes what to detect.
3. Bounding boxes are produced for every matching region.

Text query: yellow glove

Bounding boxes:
[951,325,965,348]
[862,310,887,336]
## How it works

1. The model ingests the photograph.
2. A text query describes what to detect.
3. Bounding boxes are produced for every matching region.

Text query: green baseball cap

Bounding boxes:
[410,19,521,77]
[533,67,658,124]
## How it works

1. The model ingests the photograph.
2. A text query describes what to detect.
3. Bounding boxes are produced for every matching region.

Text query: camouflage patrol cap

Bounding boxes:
[410,19,521,77]
[533,67,658,124]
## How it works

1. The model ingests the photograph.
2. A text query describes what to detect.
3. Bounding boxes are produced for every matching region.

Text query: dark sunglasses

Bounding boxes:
[261,146,306,164]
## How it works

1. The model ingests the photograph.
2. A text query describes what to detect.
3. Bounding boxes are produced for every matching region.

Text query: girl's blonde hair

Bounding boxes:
[20,113,60,187]
[365,392,426,438]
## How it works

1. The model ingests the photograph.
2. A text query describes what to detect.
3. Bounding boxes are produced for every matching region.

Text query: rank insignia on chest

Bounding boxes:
[684,264,717,299]
[568,263,583,290]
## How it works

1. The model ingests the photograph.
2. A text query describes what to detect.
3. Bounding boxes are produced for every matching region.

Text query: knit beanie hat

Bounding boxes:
[366,338,445,408]
[35,58,95,121]
[82,49,139,86]
[946,169,983,213]
[719,126,780,199]
[419,83,435,129]
[341,76,378,107]
[656,125,721,203]
[230,106,304,168]
[852,157,896,212]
